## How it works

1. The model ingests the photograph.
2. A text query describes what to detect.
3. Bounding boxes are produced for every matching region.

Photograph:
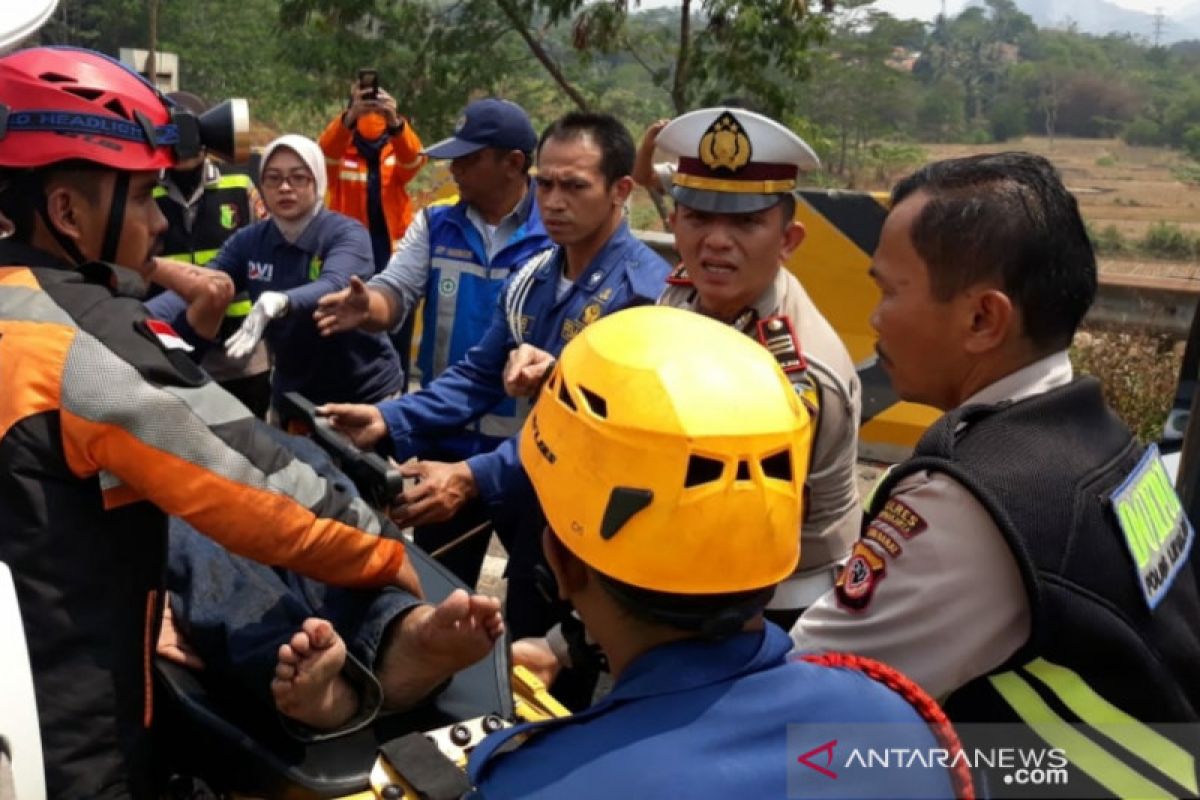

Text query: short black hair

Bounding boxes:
[537,112,635,188]
[594,569,774,639]
[891,152,1096,352]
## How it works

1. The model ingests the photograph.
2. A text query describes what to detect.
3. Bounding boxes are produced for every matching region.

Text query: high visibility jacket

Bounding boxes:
[878,378,1200,798]
[0,242,406,798]
[318,114,425,249]
[154,164,262,317]
[405,198,553,460]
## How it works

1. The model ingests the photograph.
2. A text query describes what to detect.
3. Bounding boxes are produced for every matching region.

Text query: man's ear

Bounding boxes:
[780,219,806,261]
[43,184,87,244]
[542,526,588,601]
[501,149,525,175]
[962,287,1015,355]
[611,175,635,206]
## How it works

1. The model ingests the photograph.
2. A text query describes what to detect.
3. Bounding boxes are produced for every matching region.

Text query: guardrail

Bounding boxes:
[633,229,1200,337]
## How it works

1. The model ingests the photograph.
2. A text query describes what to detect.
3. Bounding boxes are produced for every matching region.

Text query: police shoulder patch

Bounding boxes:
[873,497,927,540]
[864,522,903,558]
[835,541,887,612]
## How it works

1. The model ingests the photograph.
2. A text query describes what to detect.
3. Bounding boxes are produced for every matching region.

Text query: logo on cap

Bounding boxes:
[454,114,467,134]
[699,112,752,174]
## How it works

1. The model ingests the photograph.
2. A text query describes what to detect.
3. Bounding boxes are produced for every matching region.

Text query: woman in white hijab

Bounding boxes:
[149,134,404,418]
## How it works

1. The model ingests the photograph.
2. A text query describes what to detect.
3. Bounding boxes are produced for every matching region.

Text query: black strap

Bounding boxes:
[377,733,472,800]
[100,171,130,265]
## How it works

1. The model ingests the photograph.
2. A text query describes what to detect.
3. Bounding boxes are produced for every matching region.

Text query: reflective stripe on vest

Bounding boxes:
[160,247,220,266]
[338,171,369,183]
[990,658,1197,798]
[155,247,249,319]
[430,255,512,378]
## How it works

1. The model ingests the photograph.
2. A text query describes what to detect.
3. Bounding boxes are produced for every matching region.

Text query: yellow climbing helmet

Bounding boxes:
[519,305,812,595]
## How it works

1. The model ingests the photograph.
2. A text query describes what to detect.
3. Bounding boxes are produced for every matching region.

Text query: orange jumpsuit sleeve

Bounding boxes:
[388,120,426,185]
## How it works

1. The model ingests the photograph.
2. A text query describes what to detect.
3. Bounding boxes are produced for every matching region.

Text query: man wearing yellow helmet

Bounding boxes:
[467,306,962,799]
[506,107,860,630]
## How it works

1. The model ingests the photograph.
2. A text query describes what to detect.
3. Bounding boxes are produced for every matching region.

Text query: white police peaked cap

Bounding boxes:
[0,0,58,53]
[656,107,820,214]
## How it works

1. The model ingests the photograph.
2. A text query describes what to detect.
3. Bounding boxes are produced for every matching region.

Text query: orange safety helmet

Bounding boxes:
[519,305,812,595]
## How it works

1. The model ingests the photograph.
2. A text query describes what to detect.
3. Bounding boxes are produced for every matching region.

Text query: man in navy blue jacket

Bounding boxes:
[315,99,552,589]
[322,112,670,637]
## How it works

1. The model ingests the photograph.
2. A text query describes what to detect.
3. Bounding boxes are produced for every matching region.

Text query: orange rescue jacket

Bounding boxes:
[319,114,426,250]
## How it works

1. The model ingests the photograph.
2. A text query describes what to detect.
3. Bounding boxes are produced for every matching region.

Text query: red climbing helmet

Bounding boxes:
[0,46,249,171]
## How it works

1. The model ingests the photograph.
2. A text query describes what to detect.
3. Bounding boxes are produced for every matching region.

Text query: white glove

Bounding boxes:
[225,291,289,359]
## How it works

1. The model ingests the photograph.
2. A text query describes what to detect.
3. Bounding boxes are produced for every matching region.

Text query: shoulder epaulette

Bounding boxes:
[666,264,691,286]
[755,314,807,374]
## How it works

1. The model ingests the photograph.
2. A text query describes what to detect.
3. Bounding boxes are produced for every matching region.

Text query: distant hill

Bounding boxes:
[966,0,1200,43]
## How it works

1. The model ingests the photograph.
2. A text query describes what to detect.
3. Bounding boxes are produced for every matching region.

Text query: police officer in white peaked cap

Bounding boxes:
[655,106,862,627]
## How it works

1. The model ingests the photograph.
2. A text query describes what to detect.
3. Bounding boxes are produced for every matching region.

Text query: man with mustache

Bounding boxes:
[315,98,552,589]
[794,152,1200,795]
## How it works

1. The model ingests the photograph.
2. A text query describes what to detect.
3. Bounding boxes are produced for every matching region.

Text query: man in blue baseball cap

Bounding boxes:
[423,98,539,159]
[315,97,552,589]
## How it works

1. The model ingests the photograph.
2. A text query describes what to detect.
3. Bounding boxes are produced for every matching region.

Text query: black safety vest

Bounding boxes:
[870,378,1200,798]
[154,172,255,325]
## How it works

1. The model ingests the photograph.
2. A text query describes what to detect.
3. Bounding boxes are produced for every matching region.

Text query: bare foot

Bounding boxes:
[376,589,504,710]
[271,618,358,730]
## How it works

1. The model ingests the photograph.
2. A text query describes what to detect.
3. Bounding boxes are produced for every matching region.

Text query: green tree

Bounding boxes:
[495,0,836,119]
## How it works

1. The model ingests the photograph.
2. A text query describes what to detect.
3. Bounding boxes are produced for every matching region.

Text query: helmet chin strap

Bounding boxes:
[35,170,130,266]
[99,171,129,265]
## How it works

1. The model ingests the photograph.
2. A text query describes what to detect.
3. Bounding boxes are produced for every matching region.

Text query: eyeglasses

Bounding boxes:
[262,171,314,190]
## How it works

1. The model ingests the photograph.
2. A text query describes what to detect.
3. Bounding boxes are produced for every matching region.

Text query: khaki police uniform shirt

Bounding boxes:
[659,268,862,606]
[792,350,1073,699]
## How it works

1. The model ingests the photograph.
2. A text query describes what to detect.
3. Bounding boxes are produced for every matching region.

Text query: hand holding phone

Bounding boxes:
[357,68,379,101]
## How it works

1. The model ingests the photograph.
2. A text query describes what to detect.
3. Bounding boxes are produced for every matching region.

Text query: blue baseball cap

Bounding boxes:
[422,98,537,160]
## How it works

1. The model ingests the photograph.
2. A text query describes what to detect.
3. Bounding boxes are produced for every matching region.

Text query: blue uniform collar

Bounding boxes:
[532,220,635,289]
[605,624,790,703]
[468,625,790,783]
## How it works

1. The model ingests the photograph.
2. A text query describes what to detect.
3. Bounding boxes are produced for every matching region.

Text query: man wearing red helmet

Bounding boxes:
[0,47,501,798]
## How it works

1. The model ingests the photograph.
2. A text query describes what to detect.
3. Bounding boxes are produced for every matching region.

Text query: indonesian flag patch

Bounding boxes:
[144,319,194,352]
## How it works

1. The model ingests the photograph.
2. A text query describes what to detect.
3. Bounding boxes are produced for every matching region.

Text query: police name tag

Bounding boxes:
[1111,444,1195,609]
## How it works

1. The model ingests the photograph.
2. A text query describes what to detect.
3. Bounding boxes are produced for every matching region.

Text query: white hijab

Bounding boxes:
[260,134,327,243]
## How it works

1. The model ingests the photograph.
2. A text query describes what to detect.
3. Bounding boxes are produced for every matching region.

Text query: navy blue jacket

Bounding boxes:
[469,625,957,799]
[378,222,668,506]
[148,209,403,405]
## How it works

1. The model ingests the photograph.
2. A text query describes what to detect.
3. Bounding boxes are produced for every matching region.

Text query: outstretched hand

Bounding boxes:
[314,275,371,336]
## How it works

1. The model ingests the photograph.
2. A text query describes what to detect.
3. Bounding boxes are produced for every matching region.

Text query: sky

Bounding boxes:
[638,0,1197,18]
[868,0,1195,19]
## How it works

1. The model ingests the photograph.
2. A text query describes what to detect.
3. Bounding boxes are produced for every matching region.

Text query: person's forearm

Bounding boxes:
[362,288,400,332]
[150,257,229,341]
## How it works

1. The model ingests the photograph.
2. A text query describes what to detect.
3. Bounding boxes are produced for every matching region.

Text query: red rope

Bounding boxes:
[801,651,976,799]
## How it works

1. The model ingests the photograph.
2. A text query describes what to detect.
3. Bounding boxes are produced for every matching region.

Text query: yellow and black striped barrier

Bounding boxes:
[789,190,939,462]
